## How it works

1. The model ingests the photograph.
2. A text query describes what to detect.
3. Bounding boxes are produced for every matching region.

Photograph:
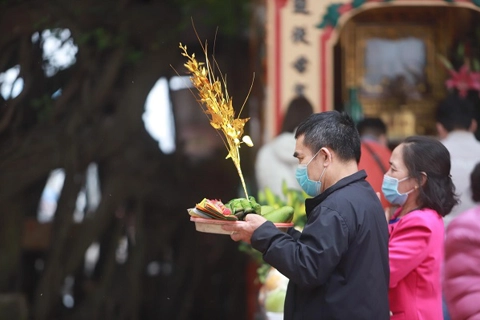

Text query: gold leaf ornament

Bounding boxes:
[179,42,254,198]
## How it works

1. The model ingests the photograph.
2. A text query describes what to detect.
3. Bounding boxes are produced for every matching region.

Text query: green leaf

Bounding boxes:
[473,59,480,72]
[437,54,453,70]
[456,43,465,59]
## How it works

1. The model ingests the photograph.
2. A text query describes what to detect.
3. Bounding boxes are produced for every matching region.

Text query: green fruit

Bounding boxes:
[226,199,240,214]
[249,196,262,214]
[262,206,294,223]
[240,198,252,211]
[265,288,286,313]
[260,205,275,216]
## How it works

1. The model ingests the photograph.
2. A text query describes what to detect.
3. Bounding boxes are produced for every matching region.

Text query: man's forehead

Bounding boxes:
[294,136,311,157]
[295,134,305,145]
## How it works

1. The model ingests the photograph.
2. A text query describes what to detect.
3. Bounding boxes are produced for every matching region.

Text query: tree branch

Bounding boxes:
[33,159,85,320]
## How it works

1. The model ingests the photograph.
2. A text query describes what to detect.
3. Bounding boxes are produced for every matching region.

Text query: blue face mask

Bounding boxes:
[382,175,414,206]
[295,151,326,197]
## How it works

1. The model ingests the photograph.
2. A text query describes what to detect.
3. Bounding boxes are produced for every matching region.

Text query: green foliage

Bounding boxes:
[32,16,50,30]
[238,181,308,283]
[449,24,480,72]
[265,288,286,313]
[126,50,143,64]
[175,0,250,36]
[257,181,307,227]
[77,28,129,51]
[93,28,112,50]
[30,94,53,123]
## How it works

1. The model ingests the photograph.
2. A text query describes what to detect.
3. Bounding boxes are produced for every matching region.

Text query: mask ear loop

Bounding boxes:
[317,148,329,191]
[306,149,321,166]
[319,166,327,180]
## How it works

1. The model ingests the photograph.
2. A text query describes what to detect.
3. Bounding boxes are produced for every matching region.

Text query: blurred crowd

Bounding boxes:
[253,93,480,320]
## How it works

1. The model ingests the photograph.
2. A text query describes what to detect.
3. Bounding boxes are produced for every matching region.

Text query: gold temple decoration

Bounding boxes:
[179,42,253,199]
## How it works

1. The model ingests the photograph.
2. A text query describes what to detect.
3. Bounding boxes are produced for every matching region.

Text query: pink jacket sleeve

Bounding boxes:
[444,207,480,320]
[389,213,432,288]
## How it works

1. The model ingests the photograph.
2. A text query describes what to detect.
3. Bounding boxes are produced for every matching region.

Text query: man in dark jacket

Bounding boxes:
[224,111,390,319]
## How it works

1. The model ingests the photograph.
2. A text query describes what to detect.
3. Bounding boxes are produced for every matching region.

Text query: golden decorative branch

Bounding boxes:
[179,42,253,199]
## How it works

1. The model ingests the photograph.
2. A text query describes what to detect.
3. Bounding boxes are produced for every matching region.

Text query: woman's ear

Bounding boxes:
[419,172,428,187]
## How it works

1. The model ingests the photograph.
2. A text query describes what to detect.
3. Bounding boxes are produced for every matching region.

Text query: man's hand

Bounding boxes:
[222,214,267,244]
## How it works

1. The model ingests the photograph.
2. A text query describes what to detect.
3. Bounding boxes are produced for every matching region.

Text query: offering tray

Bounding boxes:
[190,217,294,235]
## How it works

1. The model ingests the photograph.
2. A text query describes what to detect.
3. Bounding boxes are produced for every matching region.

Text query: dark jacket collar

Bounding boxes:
[305,170,367,215]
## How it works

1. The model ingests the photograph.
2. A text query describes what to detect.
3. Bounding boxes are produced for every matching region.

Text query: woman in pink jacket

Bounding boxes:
[444,162,480,320]
[382,136,458,320]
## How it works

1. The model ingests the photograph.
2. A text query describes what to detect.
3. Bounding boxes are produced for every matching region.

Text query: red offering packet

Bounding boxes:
[194,198,237,220]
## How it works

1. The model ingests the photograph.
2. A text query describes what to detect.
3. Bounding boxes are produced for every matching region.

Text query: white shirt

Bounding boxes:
[441,131,480,227]
[255,132,301,199]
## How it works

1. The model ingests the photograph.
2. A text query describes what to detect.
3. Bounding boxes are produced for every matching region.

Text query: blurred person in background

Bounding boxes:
[384,136,458,320]
[436,94,480,227]
[444,162,480,320]
[357,117,392,209]
[255,96,313,199]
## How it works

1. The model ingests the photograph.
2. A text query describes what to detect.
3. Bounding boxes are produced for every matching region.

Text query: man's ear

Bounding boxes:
[469,119,478,133]
[436,122,448,140]
[320,147,332,166]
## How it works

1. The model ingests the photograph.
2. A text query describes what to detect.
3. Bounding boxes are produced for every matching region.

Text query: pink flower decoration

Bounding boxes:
[470,71,480,89]
[338,4,352,14]
[446,64,480,98]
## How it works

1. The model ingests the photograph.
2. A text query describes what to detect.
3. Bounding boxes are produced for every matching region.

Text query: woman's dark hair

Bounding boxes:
[471,162,480,203]
[281,96,314,133]
[402,136,459,217]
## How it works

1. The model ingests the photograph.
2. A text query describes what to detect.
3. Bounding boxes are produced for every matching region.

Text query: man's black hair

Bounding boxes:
[295,111,361,163]
[471,162,480,203]
[436,94,476,132]
[356,117,387,138]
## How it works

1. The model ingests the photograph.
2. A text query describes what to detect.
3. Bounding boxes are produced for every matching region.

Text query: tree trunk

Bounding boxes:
[0,0,257,319]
